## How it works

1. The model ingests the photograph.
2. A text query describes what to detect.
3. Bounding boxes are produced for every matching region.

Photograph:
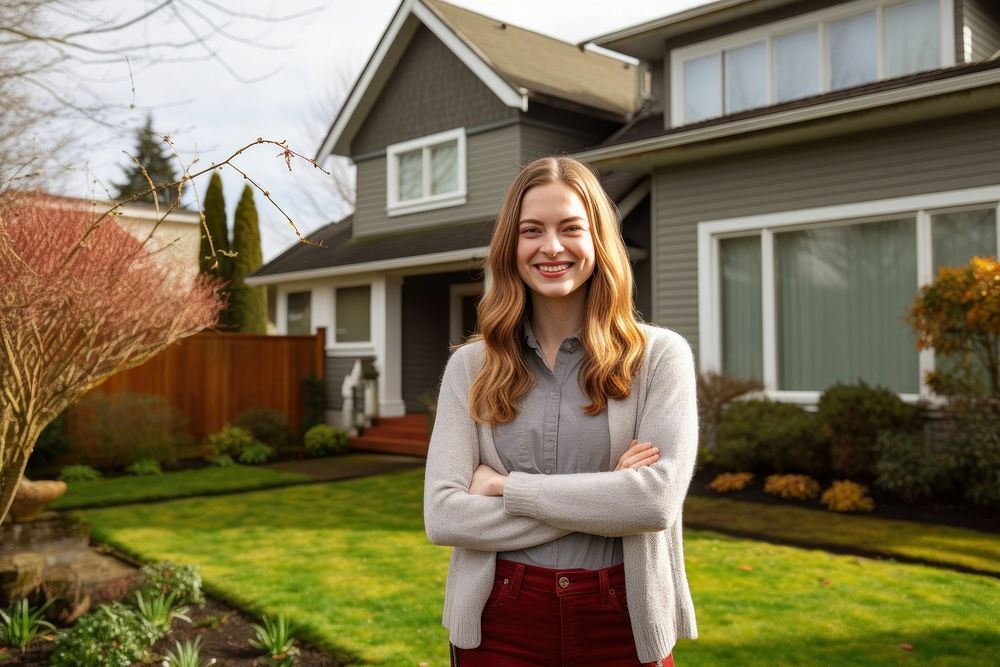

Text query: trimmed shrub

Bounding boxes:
[301,372,327,435]
[707,472,754,493]
[817,381,919,480]
[237,441,275,464]
[58,464,101,483]
[48,601,159,667]
[69,392,188,468]
[303,424,348,457]
[125,458,163,476]
[873,431,942,503]
[204,425,259,459]
[944,409,1000,507]
[233,408,292,452]
[764,474,820,500]
[717,400,829,477]
[821,480,875,513]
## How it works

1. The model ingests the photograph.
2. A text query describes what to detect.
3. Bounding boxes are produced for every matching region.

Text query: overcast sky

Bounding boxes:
[71,1,709,261]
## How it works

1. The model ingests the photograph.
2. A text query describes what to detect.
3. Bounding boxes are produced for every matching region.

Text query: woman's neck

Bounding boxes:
[529,290,586,353]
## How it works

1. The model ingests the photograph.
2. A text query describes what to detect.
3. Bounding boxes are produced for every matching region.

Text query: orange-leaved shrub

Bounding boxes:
[763,474,820,500]
[820,480,875,513]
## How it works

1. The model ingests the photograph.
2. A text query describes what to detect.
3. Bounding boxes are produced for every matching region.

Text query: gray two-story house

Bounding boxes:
[251,0,1000,442]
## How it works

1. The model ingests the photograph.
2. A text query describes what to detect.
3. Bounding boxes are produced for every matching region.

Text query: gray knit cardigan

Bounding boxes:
[423,323,699,662]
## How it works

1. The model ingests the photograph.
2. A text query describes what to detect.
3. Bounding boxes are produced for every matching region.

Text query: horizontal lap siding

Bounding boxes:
[520,123,604,164]
[964,0,1000,62]
[354,124,519,237]
[653,110,1000,364]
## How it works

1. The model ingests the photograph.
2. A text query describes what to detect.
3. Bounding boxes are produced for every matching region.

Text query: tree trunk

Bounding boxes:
[0,427,40,526]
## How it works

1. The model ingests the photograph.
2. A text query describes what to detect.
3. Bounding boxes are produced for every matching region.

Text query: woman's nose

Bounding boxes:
[541,233,563,257]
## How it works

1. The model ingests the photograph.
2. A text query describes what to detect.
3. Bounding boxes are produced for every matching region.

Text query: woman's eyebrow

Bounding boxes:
[518,216,586,225]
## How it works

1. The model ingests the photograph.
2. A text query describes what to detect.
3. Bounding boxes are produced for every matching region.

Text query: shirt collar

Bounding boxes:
[523,320,582,353]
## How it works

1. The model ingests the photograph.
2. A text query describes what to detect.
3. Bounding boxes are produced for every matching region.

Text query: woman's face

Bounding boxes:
[516,180,596,301]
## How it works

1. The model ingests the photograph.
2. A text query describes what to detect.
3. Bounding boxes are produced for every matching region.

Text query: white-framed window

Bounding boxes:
[386,127,467,216]
[334,284,372,344]
[286,291,312,335]
[697,186,1000,403]
[671,0,953,126]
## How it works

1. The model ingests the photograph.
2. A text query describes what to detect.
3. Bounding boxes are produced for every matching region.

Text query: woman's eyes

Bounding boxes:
[518,225,586,235]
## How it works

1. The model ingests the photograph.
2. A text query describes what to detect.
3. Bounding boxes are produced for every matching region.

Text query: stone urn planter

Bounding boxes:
[7,478,67,523]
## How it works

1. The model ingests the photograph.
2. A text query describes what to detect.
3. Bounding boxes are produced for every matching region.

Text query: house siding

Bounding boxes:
[402,271,481,412]
[963,0,1000,62]
[651,109,1000,362]
[520,122,604,163]
[351,26,517,156]
[354,123,519,237]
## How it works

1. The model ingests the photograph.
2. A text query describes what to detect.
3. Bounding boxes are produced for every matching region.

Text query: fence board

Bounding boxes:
[78,328,326,441]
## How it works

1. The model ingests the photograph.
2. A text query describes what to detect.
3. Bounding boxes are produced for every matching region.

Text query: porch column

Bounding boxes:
[374,275,406,416]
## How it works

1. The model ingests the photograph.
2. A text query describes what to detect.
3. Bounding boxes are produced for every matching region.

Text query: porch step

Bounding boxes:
[348,435,429,457]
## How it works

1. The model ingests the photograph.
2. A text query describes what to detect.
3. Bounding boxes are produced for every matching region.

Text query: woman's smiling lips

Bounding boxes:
[534,261,573,278]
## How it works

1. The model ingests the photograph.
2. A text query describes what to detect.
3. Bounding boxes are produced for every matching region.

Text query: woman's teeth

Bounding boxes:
[538,264,570,273]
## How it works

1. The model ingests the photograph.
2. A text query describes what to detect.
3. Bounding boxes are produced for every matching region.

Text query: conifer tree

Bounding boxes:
[199,172,235,329]
[230,185,267,333]
[112,113,180,205]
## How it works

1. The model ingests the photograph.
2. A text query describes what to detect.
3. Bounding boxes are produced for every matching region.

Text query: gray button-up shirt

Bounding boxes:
[493,323,624,569]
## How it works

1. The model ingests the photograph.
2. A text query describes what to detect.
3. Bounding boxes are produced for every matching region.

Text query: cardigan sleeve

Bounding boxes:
[423,346,571,551]
[502,330,699,537]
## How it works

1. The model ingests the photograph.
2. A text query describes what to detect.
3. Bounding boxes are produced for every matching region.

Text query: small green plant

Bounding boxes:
[49,601,160,667]
[303,424,348,457]
[162,634,217,667]
[58,464,102,482]
[206,453,235,467]
[0,598,56,650]
[249,613,299,666]
[234,408,292,451]
[126,457,163,476]
[133,589,191,636]
[194,613,227,629]
[136,561,205,607]
[238,440,275,464]
[204,425,260,460]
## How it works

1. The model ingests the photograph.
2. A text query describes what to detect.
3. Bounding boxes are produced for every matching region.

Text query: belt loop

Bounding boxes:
[599,568,610,608]
[509,563,525,600]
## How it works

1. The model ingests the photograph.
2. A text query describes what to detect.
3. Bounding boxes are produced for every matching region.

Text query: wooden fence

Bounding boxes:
[78,328,326,442]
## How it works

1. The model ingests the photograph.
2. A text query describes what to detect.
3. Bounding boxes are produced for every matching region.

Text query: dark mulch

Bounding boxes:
[0,567,344,667]
[689,469,999,535]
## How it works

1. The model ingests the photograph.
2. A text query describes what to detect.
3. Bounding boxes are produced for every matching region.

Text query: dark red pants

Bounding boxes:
[451,558,674,666]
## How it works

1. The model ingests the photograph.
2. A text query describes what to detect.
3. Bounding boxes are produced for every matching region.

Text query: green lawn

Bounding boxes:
[51,464,312,509]
[685,495,1000,576]
[77,467,1000,666]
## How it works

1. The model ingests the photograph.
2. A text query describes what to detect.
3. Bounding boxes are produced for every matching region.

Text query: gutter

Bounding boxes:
[576,68,1000,165]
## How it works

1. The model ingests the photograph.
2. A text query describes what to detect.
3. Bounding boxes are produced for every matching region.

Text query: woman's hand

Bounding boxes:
[469,464,507,496]
[614,439,660,471]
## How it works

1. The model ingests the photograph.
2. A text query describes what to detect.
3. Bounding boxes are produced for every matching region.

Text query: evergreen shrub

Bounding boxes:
[303,424,348,457]
[717,400,829,477]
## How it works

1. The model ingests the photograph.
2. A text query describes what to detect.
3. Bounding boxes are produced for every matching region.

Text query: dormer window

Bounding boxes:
[671,0,950,126]
[386,127,467,216]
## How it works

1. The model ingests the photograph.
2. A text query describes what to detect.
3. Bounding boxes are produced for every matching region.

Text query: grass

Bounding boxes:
[50,464,312,509]
[684,495,1000,576]
[77,467,1000,666]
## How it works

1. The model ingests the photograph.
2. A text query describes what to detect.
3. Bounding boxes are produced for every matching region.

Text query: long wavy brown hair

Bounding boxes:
[468,156,646,424]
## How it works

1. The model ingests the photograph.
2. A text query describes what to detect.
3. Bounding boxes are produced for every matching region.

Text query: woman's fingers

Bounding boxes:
[615,440,659,471]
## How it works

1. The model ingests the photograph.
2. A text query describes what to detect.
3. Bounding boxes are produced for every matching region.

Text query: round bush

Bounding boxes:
[717,400,829,477]
[203,425,259,459]
[237,441,275,464]
[58,464,101,483]
[233,408,292,451]
[304,424,349,457]
[125,458,162,476]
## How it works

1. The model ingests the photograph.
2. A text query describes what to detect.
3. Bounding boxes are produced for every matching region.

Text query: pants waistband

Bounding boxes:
[495,558,626,597]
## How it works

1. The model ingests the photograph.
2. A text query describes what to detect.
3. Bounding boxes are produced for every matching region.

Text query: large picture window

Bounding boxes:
[386,128,466,216]
[671,0,949,126]
[335,285,371,343]
[701,188,1000,400]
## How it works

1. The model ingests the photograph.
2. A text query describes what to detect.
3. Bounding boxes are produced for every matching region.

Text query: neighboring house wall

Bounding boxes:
[520,121,604,163]
[116,214,200,281]
[351,25,517,156]
[964,0,1000,61]
[354,122,520,237]
[652,108,1000,361]
[401,270,478,412]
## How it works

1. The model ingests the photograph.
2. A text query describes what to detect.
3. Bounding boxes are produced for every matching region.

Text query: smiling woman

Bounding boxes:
[423,156,700,666]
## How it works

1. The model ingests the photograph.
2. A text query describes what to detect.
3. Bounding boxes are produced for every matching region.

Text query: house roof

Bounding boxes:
[578,59,1000,168]
[316,0,639,161]
[251,169,648,283]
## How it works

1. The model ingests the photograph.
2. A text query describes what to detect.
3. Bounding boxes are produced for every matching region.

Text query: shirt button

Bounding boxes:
[544,468,552,474]
[558,576,570,589]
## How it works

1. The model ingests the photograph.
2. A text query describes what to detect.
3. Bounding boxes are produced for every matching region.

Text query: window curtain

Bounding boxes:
[720,236,763,381]
[775,218,918,393]
[885,0,939,78]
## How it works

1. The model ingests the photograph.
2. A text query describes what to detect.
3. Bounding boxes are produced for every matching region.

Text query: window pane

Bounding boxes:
[886,0,940,77]
[775,218,918,393]
[829,11,877,90]
[430,141,458,195]
[286,291,311,336]
[397,149,423,201]
[725,41,768,113]
[720,236,763,381]
[336,285,371,343]
[684,53,722,123]
[775,27,820,102]
[932,208,997,273]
